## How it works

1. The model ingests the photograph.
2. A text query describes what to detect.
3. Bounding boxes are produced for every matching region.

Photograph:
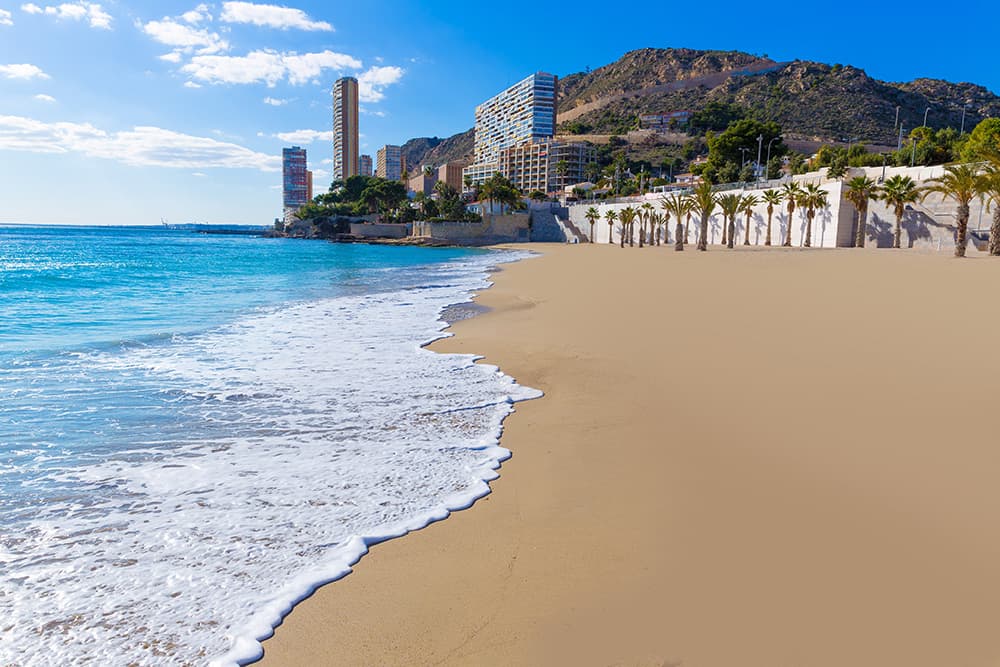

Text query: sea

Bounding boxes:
[0,225,539,666]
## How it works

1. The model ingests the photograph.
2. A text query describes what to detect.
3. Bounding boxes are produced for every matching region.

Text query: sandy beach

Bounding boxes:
[260,243,1000,667]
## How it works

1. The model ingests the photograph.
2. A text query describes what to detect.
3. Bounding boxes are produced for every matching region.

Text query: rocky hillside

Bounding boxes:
[400,128,474,171]
[556,50,1000,145]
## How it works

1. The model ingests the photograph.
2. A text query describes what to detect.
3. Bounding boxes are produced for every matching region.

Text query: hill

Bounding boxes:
[400,128,474,172]
[555,49,1000,145]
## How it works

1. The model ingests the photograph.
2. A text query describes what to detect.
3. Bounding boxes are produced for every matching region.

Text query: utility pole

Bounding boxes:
[961,104,969,135]
[898,124,905,152]
[894,105,900,133]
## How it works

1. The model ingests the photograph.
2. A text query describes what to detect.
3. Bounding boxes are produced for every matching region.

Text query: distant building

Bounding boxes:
[376,144,403,181]
[408,169,438,195]
[437,161,468,192]
[496,140,596,194]
[463,72,558,191]
[359,154,373,177]
[332,77,359,182]
[282,146,308,222]
[306,170,313,201]
[639,111,693,132]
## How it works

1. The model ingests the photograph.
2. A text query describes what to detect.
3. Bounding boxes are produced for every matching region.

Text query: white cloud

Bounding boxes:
[360,106,386,117]
[191,171,207,176]
[263,96,288,106]
[357,65,403,103]
[140,17,228,55]
[320,158,332,165]
[183,81,202,88]
[34,93,56,102]
[159,51,183,63]
[219,2,332,31]
[24,2,111,29]
[311,168,329,180]
[182,49,360,87]
[0,114,281,171]
[1,9,13,25]
[273,128,332,144]
[0,63,50,80]
[181,3,211,24]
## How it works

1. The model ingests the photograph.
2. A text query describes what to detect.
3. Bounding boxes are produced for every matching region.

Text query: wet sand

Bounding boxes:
[260,243,1000,667]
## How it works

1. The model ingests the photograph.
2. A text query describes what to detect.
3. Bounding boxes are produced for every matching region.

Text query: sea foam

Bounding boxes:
[0,251,539,666]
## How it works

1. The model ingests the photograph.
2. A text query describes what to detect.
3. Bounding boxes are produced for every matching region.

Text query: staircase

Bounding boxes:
[529,207,569,242]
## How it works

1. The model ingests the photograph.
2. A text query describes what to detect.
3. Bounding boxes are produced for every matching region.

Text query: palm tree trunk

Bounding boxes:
[620,224,625,248]
[955,201,970,258]
[698,217,708,251]
[675,222,684,251]
[685,214,691,242]
[991,207,1000,256]
[608,223,613,244]
[590,222,595,243]
[629,222,634,247]
[855,202,867,248]
[783,206,794,246]
[744,212,751,245]
[804,209,814,247]
[639,225,645,247]
[721,216,728,246]
[765,207,773,246]
[726,216,735,249]
[893,206,903,249]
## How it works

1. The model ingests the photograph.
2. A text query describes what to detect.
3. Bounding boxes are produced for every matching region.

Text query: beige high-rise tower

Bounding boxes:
[332,76,359,182]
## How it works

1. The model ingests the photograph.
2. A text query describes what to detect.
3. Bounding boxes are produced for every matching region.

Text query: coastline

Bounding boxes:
[260,243,1000,667]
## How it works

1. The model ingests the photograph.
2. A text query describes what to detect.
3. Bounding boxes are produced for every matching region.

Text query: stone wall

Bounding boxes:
[349,222,411,239]
[411,214,530,245]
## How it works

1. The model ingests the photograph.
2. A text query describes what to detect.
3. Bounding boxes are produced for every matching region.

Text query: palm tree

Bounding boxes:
[740,194,760,245]
[716,193,743,249]
[798,183,828,248]
[922,164,981,258]
[618,206,636,248]
[661,192,692,252]
[977,149,1000,255]
[844,175,880,248]
[640,202,655,247]
[781,181,804,247]
[584,206,600,243]
[880,175,920,249]
[685,209,693,243]
[604,208,617,245]
[692,181,717,251]
[761,189,782,246]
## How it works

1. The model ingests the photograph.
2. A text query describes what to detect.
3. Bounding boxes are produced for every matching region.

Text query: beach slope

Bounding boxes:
[261,244,1000,667]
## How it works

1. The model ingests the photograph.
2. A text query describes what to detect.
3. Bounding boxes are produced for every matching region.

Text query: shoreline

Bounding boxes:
[260,243,1000,667]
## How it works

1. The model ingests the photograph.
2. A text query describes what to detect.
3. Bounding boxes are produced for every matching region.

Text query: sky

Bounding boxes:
[1,0,998,226]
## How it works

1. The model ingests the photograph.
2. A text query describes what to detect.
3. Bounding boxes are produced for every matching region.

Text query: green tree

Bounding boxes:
[618,206,636,248]
[780,181,804,246]
[640,202,655,247]
[604,208,618,245]
[880,175,920,249]
[661,192,693,252]
[478,174,521,215]
[798,183,828,248]
[584,206,600,243]
[692,181,717,251]
[761,189,782,246]
[844,175,880,248]
[960,118,1000,162]
[705,119,785,184]
[922,164,981,257]
[688,101,745,134]
[978,151,1000,255]
[740,194,760,245]
[716,192,743,249]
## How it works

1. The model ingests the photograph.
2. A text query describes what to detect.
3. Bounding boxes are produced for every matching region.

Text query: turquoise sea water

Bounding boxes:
[0,226,537,665]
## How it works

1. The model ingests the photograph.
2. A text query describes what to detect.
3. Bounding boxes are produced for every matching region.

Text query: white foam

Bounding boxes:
[0,251,540,666]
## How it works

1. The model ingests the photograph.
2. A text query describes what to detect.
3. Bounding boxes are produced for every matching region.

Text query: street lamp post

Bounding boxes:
[739,147,751,167]
[765,136,782,184]
[923,106,930,127]
[880,153,887,183]
[894,105,900,133]
[961,104,969,135]
[910,137,917,168]
[755,134,763,189]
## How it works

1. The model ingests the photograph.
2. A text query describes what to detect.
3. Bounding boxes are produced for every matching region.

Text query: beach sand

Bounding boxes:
[260,244,1000,667]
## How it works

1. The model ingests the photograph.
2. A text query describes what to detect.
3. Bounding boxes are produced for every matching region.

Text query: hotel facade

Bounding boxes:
[359,154,373,178]
[463,72,594,195]
[332,77,359,182]
[282,146,308,223]
[376,145,404,181]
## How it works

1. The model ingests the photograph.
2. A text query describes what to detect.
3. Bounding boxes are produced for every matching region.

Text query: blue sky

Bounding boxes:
[2,0,998,226]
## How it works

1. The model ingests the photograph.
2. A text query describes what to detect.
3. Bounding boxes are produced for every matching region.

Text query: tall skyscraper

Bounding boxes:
[282,146,308,221]
[359,154,373,178]
[332,76,359,182]
[463,72,558,190]
[376,145,403,181]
